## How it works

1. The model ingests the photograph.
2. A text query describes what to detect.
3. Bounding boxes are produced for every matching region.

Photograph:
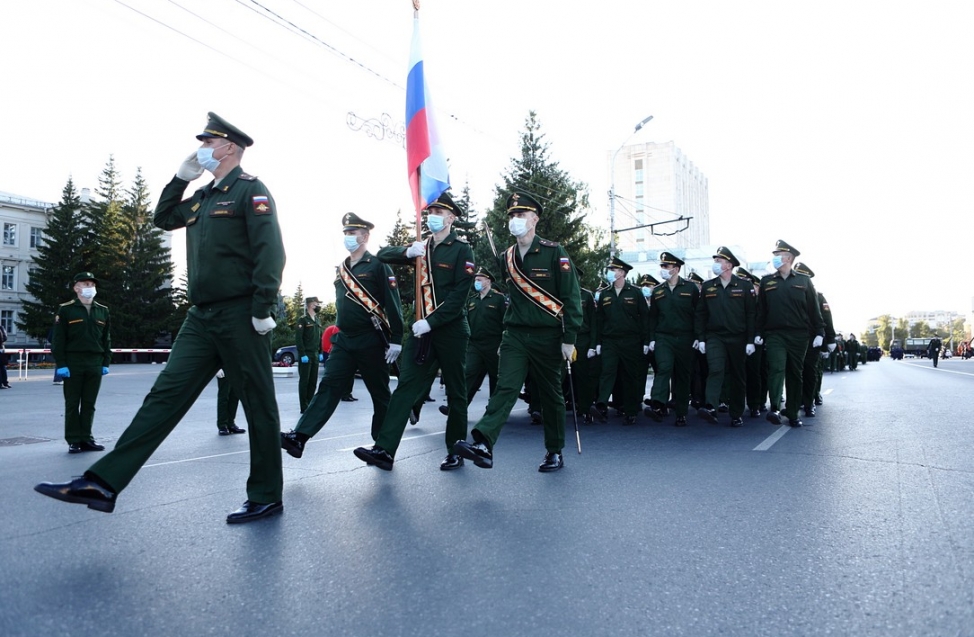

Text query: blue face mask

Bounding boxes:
[772,254,785,270]
[196,143,230,172]
[641,286,652,298]
[711,262,724,276]
[427,214,446,233]
[605,270,617,283]
[344,235,360,252]
[474,280,484,292]
[594,291,601,302]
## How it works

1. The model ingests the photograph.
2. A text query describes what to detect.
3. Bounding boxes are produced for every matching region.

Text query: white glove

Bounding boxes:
[587,349,597,359]
[412,319,431,337]
[827,342,837,353]
[595,345,602,356]
[692,340,700,351]
[405,240,426,258]
[697,342,706,354]
[754,336,764,346]
[384,343,402,364]
[745,344,755,356]
[643,345,650,355]
[812,335,824,348]
[561,344,576,361]
[176,151,204,181]
[216,369,225,379]
[821,351,830,359]
[648,341,656,352]
[252,316,276,335]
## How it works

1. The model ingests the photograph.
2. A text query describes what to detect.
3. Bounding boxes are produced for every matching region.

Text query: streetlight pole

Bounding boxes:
[609,114,653,259]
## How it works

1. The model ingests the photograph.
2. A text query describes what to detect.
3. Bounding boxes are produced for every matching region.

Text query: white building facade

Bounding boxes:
[1,192,54,347]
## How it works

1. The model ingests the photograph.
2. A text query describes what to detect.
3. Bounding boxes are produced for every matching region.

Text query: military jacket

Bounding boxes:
[649,278,699,339]
[595,282,648,344]
[497,236,582,345]
[295,313,322,357]
[378,232,473,331]
[578,288,596,338]
[694,275,756,341]
[154,166,285,320]
[755,271,824,337]
[52,299,112,366]
[466,288,506,345]
[818,292,837,343]
[335,251,404,343]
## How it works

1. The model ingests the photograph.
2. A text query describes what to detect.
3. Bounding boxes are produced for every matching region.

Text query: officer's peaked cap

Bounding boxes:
[196,112,254,148]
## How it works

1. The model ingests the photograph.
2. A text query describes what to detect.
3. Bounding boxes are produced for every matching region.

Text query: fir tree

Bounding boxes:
[384,209,417,306]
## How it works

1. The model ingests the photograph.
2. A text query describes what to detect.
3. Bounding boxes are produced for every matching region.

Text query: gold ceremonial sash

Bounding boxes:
[416,239,439,319]
[339,260,390,330]
[505,246,564,319]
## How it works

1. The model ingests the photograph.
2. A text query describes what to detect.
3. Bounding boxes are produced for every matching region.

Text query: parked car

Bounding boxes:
[273,345,298,365]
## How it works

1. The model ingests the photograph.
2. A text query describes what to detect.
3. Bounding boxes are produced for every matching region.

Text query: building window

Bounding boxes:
[30,227,43,249]
[0,310,13,335]
[1,265,14,291]
[2,223,16,247]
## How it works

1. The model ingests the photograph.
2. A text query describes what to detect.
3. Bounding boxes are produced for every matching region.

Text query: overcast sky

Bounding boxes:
[2,0,972,335]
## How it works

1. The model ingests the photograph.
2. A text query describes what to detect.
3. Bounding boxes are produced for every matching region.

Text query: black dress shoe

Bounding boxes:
[814,394,824,406]
[452,439,493,469]
[78,440,105,452]
[674,416,688,427]
[68,443,83,454]
[538,451,564,472]
[529,410,543,425]
[588,404,608,423]
[623,415,636,426]
[803,405,816,417]
[749,408,761,418]
[698,407,718,424]
[717,403,729,413]
[226,500,283,524]
[280,431,305,459]
[227,424,246,434]
[438,405,449,416]
[353,445,394,471]
[440,454,464,470]
[34,476,116,512]
[583,413,594,425]
[424,395,435,403]
[409,406,421,425]
[218,427,232,436]
[788,418,803,428]
[643,406,665,422]
[730,417,744,428]
[341,394,357,402]
[766,411,782,425]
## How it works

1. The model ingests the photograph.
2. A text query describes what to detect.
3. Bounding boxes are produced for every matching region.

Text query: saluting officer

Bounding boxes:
[590,257,648,425]
[51,272,112,453]
[295,296,323,414]
[754,240,824,428]
[354,191,474,471]
[281,213,404,458]
[645,252,699,426]
[453,191,582,472]
[792,262,836,417]
[694,247,756,427]
[36,112,287,524]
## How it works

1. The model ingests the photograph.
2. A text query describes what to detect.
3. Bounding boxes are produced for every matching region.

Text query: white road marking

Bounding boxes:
[901,361,974,377]
[753,426,791,451]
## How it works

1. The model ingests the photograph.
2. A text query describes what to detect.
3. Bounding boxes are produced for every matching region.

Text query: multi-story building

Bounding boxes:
[1,191,54,348]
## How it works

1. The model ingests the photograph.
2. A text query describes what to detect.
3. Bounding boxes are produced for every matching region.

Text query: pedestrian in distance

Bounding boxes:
[215,369,245,435]
[295,296,323,414]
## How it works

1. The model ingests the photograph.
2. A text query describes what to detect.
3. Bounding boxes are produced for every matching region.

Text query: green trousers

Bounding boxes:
[765,330,807,421]
[704,334,746,418]
[294,331,389,442]
[472,328,565,453]
[62,353,104,443]
[464,340,500,403]
[88,300,283,504]
[596,335,644,417]
[650,333,695,416]
[564,335,599,414]
[801,338,823,409]
[745,343,767,410]
[216,375,240,429]
[298,357,320,413]
[375,321,469,456]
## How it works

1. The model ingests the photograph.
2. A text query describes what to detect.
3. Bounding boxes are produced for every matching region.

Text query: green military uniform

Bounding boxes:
[52,273,112,446]
[694,247,755,423]
[928,337,942,367]
[463,268,506,404]
[793,262,836,414]
[295,297,323,413]
[372,193,474,457]
[568,268,600,423]
[632,273,659,416]
[88,112,286,506]
[593,257,649,421]
[735,267,769,416]
[647,252,699,420]
[291,214,403,443]
[846,335,860,370]
[467,192,582,456]
[755,241,824,425]
[216,373,242,432]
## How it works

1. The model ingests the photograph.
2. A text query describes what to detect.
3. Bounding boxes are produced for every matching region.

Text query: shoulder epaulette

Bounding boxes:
[94,301,108,308]
[59,300,74,307]
[238,173,258,181]
[538,238,560,247]
[456,236,469,243]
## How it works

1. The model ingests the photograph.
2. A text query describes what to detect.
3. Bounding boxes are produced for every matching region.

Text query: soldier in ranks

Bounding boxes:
[792,261,836,417]
[590,257,649,425]
[687,271,708,410]
[694,247,755,427]
[644,252,700,426]
[295,296,323,414]
[635,273,659,410]
[734,267,769,418]
[754,240,824,428]
[280,213,404,457]
[571,265,600,424]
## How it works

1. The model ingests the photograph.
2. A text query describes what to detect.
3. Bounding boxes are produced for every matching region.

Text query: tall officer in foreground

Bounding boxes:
[36,112,287,524]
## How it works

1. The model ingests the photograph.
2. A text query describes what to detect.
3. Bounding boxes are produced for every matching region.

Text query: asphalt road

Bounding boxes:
[1,357,972,637]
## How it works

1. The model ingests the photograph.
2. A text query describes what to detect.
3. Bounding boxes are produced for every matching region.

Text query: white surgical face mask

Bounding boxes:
[772,254,785,270]
[508,217,528,237]
[427,214,446,233]
[343,235,360,252]
[712,262,725,276]
[196,143,230,172]
[659,268,672,281]
[80,287,97,300]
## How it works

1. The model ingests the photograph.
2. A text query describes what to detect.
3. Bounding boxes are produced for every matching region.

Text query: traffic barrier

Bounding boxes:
[2,348,173,380]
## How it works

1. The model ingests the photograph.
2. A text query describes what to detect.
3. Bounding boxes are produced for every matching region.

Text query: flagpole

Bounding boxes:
[411,0,422,323]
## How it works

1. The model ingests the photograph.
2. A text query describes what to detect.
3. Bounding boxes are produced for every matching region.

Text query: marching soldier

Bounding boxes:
[644,252,699,426]
[634,273,659,410]
[735,267,769,417]
[792,262,836,417]
[694,247,755,427]
[215,368,245,435]
[295,296,323,414]
[353,191,474,471]
[280,213,403,457]
[590,257,648,425]
[51,272,112,453]
[571,265,600,424]
[452,191,582,472]
[754,240,824,427]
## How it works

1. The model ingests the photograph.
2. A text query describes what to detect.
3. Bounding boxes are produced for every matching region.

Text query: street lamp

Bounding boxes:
[609,114,653,259]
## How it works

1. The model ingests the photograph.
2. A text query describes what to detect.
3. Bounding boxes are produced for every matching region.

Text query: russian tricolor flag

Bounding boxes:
[405,16,450,214]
